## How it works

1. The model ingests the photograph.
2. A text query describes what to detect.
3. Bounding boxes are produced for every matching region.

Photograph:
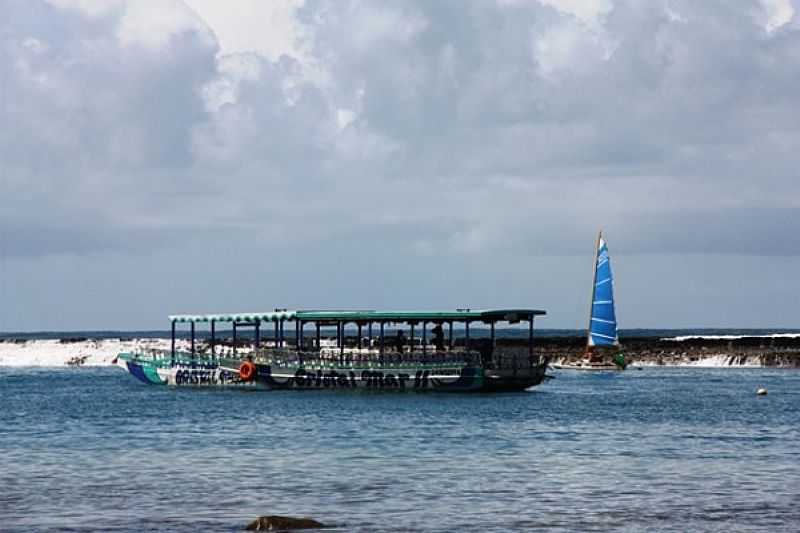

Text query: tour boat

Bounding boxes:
[115,308,549,392]
[552,232,627,371]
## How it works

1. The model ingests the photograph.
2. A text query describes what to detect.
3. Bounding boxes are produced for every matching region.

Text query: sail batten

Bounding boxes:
[587,234,619,347]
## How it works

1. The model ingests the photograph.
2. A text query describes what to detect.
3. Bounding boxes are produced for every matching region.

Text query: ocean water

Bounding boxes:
[1,367,799,532]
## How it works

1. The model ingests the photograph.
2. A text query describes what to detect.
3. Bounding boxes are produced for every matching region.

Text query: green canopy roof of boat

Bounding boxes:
[168,309,545,324]
[295,309,545,322]
[169,310,296,323]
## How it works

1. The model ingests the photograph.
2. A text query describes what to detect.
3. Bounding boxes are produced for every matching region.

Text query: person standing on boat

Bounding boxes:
[395,329,406,353]
[431,324,445,352]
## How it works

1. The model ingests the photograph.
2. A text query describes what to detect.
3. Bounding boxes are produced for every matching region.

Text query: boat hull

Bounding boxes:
[551,362,623,371]
[115,353,547,392]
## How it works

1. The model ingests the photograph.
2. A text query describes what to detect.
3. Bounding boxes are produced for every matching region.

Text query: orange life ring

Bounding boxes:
[239,361,256,381]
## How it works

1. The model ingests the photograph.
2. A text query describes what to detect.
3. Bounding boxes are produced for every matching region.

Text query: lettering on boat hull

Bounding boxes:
[116,356,544,392]
[285,368,462,390]
[116,350,547,392]
[253,365,484,391]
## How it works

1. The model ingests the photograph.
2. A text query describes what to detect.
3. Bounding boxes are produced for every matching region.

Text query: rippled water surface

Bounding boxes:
[2,367,799,532]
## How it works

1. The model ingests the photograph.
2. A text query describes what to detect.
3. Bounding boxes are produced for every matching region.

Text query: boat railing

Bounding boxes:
[128,348,214,367]
[129,346,546,370]
[252,347,482,368]
[128,348,171,361]
[491,351,548,371]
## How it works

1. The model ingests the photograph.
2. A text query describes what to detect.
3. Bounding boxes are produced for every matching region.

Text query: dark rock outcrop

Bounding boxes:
[493,336,800,367]
[245,515,325,531]
[66,355,89,367]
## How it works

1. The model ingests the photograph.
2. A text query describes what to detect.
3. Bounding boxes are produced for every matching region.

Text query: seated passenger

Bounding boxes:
[395,330,406,353]
[431,324,445,352]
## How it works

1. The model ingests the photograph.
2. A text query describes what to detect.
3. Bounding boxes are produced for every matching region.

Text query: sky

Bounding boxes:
[1,0,800,331]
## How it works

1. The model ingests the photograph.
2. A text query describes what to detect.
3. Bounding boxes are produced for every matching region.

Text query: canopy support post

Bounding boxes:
[379,322,385,365]
[233,322,238,357]
[170,320,176,364]
[315,322,321,350]
[298,321,304,366]
[465,321,470,351]
[279,319,284,348]
[340,322,345,365]
[528,317,534,368]
[255,320,261,351]
[490,321,496,368]
[448,321,453,350]
[210,320,216,359]
[357,323,362,349]
[422,321,427,355]
[274,321,279,348]
[190,322,195,362]
[297,320,303,350]
[410,323,415,354]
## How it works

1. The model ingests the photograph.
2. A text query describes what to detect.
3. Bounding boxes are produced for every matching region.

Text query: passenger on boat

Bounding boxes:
[395,330,406,353]
[431,324,445,352]
[476,339,494,367]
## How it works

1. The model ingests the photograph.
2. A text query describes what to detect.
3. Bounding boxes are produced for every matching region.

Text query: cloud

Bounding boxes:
[3,0,800,329]
[532,15,616,80]
[759,0,795,32]
[184,0,307,60]
[2,0,218,256]
[4,0,800,266]
[533,0,613,27]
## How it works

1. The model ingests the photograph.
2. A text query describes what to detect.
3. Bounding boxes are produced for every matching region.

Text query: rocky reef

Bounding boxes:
[524,336,800,367]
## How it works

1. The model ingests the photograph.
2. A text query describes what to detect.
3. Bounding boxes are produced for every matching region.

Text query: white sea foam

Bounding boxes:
[2,337,794,368]
[0,338,191,367]
[679,354,764,368]
[662,333,800,342]
[554,352,791,368]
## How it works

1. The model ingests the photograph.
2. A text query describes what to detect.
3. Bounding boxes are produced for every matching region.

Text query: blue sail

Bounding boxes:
[588,235,618,347]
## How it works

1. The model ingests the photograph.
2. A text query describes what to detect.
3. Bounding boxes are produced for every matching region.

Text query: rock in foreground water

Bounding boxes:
[245,515,325,530]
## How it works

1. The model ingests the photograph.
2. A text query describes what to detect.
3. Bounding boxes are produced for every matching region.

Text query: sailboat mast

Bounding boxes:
[585,230,602,353]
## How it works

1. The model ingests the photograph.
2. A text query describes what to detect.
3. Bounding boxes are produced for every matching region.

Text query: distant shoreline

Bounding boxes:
[1,332,799,368]
[2,327,800,341]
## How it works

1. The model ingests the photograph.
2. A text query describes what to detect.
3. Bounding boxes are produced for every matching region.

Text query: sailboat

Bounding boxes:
[553,231,627,371]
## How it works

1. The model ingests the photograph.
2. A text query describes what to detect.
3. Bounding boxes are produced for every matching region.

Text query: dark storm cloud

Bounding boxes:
[3,0,800,330]
[1,0,218,256]
[287,1,800,260]
[3,0,799,260]
[617,208,800,256]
